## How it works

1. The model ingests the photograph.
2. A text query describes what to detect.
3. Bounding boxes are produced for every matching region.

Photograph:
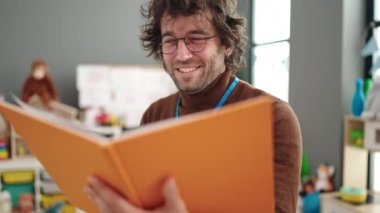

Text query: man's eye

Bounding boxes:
[163,39,177,45]
[187,38,205,44]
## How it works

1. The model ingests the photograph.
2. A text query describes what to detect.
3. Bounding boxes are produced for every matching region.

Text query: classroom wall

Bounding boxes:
[289,0,365,186]
[0,0,153,106]
[0,0,252,107]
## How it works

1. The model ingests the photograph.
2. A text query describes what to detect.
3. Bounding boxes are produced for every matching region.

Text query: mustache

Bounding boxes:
[163,60,201,72]
[172,61,201,69]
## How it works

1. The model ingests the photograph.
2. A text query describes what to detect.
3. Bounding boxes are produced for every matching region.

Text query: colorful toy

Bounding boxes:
[95,110,125,127]
[301,151,311,180]
[302,192,320,213]
[350,130,364,147]
[315,163,335,192]
[340,186,367,204]
[352,78,365,116]
[0,191,11,213]
[300,163,335,213]
[0,114,10,160]
[18,193,34,213]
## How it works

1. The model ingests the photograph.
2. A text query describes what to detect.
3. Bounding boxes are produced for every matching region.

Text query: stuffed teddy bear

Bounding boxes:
[300,163,335,196]
[21,59,59,109]
[314,163,335,192]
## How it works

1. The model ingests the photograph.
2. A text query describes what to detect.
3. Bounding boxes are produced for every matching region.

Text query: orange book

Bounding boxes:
[0,96,275,213]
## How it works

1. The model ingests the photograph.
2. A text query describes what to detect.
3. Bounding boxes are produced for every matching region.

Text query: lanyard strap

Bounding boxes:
[176,76,239,118]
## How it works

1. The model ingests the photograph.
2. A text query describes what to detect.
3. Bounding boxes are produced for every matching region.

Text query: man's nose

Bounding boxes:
[176,40,193,61]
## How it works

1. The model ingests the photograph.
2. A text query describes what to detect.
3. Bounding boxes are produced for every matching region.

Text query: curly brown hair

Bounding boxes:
[140,0,247,74]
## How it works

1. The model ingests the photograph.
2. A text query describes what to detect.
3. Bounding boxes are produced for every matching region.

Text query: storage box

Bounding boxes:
[2,171,34,184]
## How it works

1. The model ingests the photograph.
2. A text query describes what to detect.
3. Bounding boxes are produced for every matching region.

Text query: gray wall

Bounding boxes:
[0,0,153,106]
[342,1,366,114]
[0,0,252,107]
[289,0,365,186]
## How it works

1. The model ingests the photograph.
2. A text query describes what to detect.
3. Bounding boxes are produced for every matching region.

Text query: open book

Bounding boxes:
[0,96,275,213]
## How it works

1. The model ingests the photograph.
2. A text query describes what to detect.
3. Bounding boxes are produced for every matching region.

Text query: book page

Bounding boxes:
[11,94,108,143]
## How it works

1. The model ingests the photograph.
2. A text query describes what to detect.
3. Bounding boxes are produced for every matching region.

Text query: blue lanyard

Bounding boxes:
[176,76,239,118]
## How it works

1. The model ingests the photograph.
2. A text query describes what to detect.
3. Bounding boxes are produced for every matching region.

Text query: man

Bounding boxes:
[84,0,302,212]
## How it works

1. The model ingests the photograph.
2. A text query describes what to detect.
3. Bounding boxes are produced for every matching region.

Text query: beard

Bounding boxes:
[163,48,226,94]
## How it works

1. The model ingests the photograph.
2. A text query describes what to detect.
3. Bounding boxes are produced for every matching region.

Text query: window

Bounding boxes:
[371,0,380,192]
[252,0,291,102]
[254,42,289,101]
[253,0,291,44]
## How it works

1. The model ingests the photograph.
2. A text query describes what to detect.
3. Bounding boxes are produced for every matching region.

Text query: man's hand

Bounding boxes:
[84,176,188,213]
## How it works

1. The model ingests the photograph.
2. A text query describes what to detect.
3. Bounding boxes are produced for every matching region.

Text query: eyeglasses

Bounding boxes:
[161,35,217,54]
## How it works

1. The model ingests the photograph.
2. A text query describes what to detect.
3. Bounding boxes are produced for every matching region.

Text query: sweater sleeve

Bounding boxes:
[273,101,302,213]
[140,105,153,126]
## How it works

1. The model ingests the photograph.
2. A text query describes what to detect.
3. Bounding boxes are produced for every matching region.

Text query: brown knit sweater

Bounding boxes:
[141,71,302,213]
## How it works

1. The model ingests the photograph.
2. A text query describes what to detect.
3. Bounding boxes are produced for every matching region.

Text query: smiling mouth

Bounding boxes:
[177,66,199,73]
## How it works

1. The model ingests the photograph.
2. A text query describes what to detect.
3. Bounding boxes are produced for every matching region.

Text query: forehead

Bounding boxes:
[160,11,215,36]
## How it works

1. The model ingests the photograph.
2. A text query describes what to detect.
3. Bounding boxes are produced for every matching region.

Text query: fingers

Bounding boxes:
[84,176,188,213]
[83,186,110,213]
[84,176,143,213]
[161,178,188,213]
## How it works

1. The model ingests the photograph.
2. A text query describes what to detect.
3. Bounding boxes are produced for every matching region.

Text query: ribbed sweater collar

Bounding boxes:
[178,71,233,114]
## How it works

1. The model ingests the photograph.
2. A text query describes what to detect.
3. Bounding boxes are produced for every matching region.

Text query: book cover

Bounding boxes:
[0,97,275,213]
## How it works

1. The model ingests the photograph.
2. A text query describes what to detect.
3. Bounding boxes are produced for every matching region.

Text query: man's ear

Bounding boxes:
[224,47,233,57]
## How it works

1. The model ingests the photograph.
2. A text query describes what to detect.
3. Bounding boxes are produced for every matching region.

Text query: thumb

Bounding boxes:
[162,178,187,212]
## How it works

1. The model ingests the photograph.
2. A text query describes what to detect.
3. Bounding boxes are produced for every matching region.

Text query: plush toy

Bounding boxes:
[314,163,335,192]
[300,163,335,196]
[21,59,59,109]
[300,178,317,197]
[300,164,335,213]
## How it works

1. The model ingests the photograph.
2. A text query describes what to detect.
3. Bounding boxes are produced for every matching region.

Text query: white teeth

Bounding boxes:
[178,67,197,73]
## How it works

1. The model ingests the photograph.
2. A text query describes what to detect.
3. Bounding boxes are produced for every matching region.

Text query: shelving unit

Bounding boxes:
[322,116,380,213]
[342,115,368,189]
[343,115,380,188]
[0,126,77,212]
[0,107,123,212]
[0,158,42,212]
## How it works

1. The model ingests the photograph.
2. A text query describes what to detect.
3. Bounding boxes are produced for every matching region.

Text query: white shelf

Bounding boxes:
[321,192,380,213]
[0,157,42,170]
